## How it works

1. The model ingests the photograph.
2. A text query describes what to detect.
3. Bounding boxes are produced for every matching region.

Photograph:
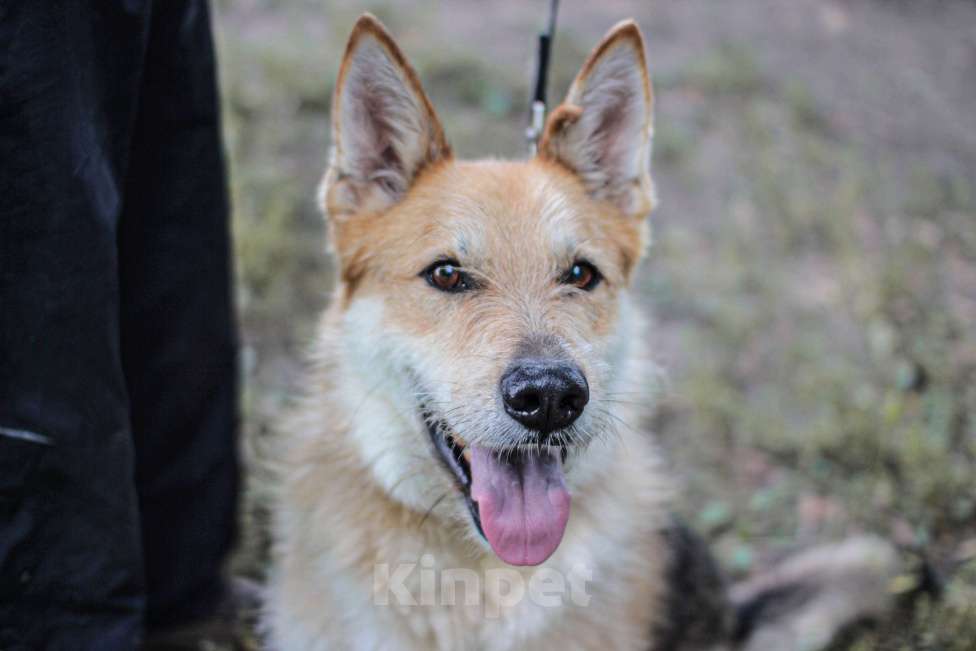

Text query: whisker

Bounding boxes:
[417,491,451,530]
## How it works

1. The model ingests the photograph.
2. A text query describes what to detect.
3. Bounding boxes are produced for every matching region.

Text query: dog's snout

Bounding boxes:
[500,359,589,435]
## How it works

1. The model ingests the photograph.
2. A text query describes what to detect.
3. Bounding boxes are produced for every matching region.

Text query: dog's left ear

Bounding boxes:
[322,14,451,220]
[538,20,654,219]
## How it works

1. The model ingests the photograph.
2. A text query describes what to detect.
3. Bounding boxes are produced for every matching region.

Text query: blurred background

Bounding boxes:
[213,1,976,647]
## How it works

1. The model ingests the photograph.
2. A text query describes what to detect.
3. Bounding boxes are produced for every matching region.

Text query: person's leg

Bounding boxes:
[0,3,152,649]
[118,0,240,631]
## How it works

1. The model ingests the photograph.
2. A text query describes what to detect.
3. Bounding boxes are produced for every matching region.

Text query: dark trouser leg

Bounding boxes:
[0,0,238,646]
[0,3,151,649]
[119,0,240,631]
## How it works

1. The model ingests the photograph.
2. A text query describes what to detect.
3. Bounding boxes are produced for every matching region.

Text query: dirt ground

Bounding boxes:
[212,1,976,647]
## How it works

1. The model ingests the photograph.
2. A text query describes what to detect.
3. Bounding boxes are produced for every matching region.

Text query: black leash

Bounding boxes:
[526,0,560,153]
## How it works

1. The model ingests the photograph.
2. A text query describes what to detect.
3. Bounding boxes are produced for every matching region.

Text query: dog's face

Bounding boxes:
[321,15,654,566]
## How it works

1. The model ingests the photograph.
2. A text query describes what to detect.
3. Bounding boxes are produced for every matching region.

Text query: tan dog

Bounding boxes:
[265,15,898,650]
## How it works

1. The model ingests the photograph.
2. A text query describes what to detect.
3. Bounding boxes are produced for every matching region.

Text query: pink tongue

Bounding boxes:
[469,445,571,566]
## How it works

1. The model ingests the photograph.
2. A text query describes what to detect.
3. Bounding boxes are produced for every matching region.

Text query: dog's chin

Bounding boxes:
[423,412,573,566]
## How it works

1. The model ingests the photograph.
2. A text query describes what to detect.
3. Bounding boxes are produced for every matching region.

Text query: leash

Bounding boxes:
[526,0,560,154]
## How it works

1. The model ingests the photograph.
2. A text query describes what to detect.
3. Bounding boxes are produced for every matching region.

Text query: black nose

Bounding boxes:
[500,359,589,435]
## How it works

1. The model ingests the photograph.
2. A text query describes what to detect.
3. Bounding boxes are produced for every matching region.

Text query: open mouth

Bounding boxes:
[425,415,482,535]
[423,412,572,566]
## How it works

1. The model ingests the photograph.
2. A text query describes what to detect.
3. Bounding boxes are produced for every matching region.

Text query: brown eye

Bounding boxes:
[432,264,460,290]
[424,260,472,293]
[563,261,601,291]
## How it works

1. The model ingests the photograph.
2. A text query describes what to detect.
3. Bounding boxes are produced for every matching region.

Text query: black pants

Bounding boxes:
[0,2,238,648]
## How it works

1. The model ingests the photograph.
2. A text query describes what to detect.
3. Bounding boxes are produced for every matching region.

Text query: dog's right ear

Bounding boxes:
[321,14,451,220]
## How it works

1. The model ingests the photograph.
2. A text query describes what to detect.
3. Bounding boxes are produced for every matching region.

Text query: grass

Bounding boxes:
[214,2,976,646]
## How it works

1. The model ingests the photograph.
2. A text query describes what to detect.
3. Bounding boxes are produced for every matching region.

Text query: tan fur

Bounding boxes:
[267,155,672,649]
[265,14,896,651]
[266,15,669,650]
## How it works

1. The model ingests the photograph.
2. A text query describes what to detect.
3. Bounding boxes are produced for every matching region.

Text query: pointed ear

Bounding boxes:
[538,20,655,218]
[322,14,451,219]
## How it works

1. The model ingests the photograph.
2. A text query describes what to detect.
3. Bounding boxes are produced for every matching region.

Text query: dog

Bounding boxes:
[264,14,899,650]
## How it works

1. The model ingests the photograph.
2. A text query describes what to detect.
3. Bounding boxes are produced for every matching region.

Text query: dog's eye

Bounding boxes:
[563,261,601,291]
[424,260,471,293]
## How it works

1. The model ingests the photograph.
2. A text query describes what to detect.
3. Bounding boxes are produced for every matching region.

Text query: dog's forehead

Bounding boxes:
[415,160,587,259]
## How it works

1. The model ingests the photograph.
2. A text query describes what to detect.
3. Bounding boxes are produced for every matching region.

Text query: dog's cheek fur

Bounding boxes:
[336,297,461,514]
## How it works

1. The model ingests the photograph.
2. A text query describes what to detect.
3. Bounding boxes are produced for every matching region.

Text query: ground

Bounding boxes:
[212,1,976,647]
